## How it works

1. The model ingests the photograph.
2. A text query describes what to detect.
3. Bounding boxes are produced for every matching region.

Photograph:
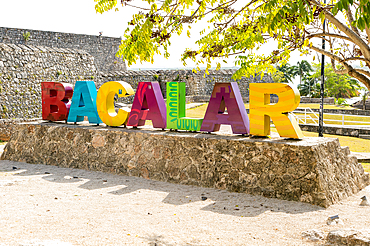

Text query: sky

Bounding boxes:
[0,0,312,71]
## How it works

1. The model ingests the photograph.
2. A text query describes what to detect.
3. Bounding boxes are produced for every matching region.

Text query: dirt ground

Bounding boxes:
[0,159,369,246]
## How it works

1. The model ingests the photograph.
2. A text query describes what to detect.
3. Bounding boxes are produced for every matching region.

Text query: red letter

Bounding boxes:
[41,82,73,121]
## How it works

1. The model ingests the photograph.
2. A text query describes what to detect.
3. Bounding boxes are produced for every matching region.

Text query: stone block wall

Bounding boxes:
[308,108,370,116]
[0,27,126,73]
[300,97,335,104]
[0,43,97,119]
[98,69,273,104]
[1,122,369,207]
[0,42,271,119]
[299,124,370,138]
[0,118,40,141]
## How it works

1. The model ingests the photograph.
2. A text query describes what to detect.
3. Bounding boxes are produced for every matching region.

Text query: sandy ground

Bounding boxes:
[0,159,369,246]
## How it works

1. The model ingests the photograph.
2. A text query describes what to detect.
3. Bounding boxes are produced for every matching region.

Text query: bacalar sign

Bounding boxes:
[41,81,304,139]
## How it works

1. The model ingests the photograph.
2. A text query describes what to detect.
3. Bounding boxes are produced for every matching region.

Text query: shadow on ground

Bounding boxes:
[0,160,323,217]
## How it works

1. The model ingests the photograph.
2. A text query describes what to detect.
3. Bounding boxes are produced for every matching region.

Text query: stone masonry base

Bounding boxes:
[1,122,369,207]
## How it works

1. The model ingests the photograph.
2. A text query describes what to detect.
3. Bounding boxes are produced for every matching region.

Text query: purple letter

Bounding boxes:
[200,82,250,134]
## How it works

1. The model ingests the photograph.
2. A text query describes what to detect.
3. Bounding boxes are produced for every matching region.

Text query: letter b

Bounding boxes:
[41,82,73,121]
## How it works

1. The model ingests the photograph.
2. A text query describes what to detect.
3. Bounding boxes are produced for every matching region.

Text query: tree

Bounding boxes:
[94,0,370,90]
[291,60,313,85]
[274,63,296,83]
[298,76,319,97]
[310,63,362,98]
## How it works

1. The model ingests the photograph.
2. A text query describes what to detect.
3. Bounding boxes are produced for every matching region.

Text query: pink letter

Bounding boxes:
[127,82,166,128]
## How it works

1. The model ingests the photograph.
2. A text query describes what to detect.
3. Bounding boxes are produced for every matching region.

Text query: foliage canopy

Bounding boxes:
[94,0,370,90]
[310,63,362,98]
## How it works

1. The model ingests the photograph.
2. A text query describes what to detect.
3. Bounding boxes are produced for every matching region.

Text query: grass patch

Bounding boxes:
[0,140,7,145]
[362,163,370,173]
[186,104,208,118]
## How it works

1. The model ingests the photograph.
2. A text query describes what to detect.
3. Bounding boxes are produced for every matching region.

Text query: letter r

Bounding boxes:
[249,83,304,139]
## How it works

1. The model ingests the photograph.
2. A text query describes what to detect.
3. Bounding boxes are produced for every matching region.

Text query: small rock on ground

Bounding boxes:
[301,229,325,242]
[327,229,370,246]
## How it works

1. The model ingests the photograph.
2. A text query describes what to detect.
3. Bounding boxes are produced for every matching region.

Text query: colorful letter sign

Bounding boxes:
[41,82,73,121]
[96,81,135,126]
[41,79,305,139]
[249,83,303,139]
[67,81,102,125]
[166,82,203,131]
[200,83,249,134]
[127,82,166,128]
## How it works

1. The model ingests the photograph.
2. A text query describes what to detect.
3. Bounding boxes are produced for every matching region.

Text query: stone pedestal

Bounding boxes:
[1,122,369,207]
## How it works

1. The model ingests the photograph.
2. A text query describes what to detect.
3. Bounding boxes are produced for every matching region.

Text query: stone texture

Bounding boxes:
[327,229,370,245]
[97,69,273,105]
[0,43,97,119]
[0,27,126,73]
[300,97,335,104]
[0,40,273,120]
[0,118,40,141]
[300,124,370,138]
[1,122,369,207]
[308,108,370,116]
[0,45,273,120]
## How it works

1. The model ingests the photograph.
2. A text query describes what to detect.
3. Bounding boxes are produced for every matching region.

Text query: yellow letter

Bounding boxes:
[96,81,134,126]
[249,83,304,139]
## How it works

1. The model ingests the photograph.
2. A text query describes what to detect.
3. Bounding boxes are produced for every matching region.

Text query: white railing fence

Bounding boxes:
[289,107,370,126]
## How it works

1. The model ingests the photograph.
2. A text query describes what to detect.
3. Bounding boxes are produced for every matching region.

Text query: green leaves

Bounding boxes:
[333,0,370,30]
[94,0,369,85]
[94,0,117,14]
[310,63,362,99]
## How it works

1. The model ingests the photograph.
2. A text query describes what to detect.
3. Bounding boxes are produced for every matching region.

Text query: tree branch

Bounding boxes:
[330,59,348,74]
[308,0,370,59]
[348,69,370,91]
[307,33,353,42]
[356,68,370,78]
[311,45,370,89]
[366,27,370,45]
[344,57,369,63]
[322,9,370,59]
[311,45,345,64]
[346,7,360,36]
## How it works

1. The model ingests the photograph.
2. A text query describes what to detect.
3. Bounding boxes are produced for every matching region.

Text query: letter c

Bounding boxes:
[96,81,135,126]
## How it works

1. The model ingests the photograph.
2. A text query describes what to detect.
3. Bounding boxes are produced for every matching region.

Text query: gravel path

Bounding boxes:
[1,160,370,246]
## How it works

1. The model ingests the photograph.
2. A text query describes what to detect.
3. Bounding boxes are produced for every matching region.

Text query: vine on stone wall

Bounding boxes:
[22,32,31,43]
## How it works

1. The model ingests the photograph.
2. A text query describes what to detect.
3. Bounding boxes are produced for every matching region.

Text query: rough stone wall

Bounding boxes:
[0,118,40,141]
[0,43,97,119]
[308,108,370,116]
[99,69,273,104]
[2,122,369,207]
[0,42,269,119]
[0,27,126,73]
[299,124,370,139]
[300,97,335,104]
